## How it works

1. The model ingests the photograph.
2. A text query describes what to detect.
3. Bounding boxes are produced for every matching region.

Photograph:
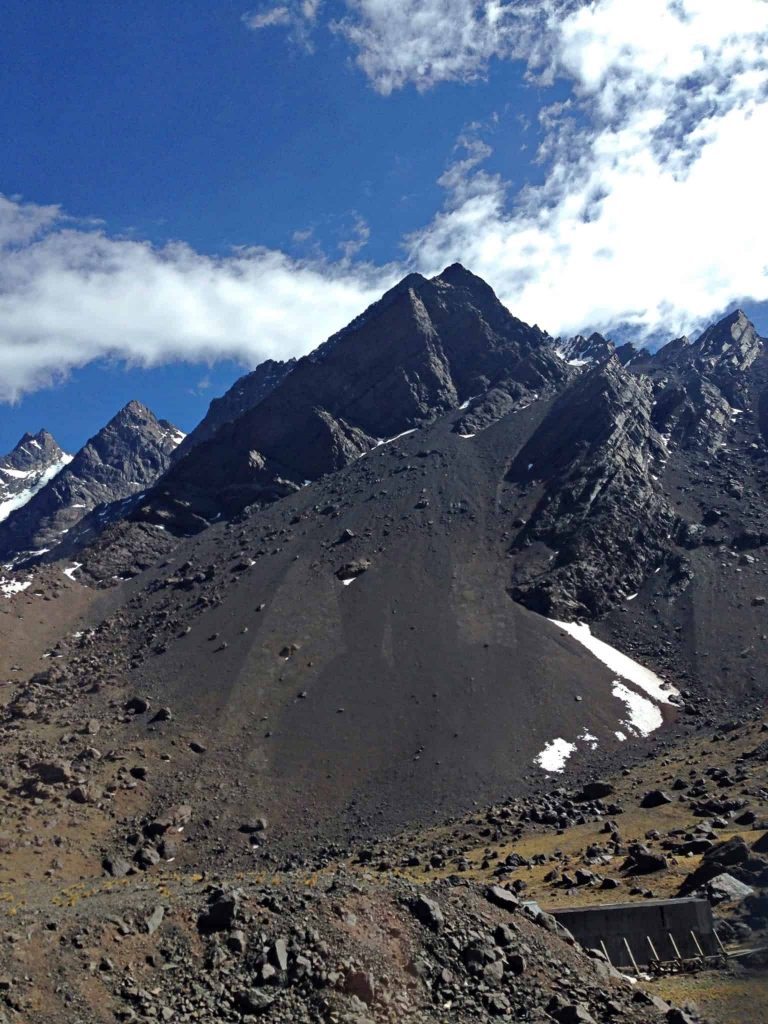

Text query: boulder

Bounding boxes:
[640,790,672,808]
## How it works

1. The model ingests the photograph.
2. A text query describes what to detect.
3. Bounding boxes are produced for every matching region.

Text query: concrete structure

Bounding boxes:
[552,898,717,968]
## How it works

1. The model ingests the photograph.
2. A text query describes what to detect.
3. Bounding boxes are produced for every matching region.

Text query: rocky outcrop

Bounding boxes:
[173,357,296,459]
[507,357,676,617]
[0,401,184,561]
[553,332,615,366]
[630,311,764,451]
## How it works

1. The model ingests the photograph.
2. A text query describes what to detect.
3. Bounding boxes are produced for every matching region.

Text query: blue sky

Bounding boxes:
[1,1,767,453]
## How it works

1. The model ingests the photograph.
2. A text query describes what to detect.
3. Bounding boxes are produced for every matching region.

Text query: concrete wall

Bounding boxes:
[552,898,716,967]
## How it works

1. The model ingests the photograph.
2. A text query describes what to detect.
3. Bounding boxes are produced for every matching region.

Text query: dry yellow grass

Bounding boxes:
[652,968,768,1024]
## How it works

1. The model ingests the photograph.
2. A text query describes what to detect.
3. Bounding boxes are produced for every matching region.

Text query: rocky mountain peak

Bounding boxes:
[694,308,762,369]
[3,428,64,468]
[554,331,615,366]
[112,398,159,427]
[0,401,185,561]
[0,429,72,525]
[130,266,566,531]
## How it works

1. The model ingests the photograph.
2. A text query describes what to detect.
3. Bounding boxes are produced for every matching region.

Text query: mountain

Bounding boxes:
[553,331,615,366]
[173,357,296,459]
[552,331,644,369]
[26,271,768,845]
[0,269,767,1022]
[0,429,71,526]
[0,400,184,562]
[130,264,568,531]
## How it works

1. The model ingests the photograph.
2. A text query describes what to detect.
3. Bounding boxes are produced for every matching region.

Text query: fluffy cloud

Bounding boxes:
[333,1,518,95]
[242,0,768,337]
[405,0,768,337]
[0,197,393,401]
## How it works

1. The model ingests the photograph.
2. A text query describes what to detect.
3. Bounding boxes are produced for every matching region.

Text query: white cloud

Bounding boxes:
[0,196,394,401]
[242,0,768,337]
[405,0,768,337]
[338,214,371,259]
[242,6,292,30]
[333,0,521,95]
[242,0,322,46]
[0,194,60,248]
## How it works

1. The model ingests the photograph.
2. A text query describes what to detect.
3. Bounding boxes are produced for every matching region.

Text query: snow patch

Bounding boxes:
[371,428,417,450]
[535,738,577,773]
[615,730,628,742]
[0,578,31,598]
[550,620,677,705]
[62,562,82,581]
[579,730,599,750]
[341,577,356,586]
[612,681,663,737]
[458,432,476,439]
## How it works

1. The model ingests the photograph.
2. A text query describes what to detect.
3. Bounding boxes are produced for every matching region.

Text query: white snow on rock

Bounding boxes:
[535,738,577,773]
[579,730,599,750]
[62,562,82,581]
[0,454,73,524]
[372,428,417,449]
[533,618,681,765]
[341,577,357,586]
[458,432,476,439]
[550,620,678,705]
[611,681,663,736]
[0,578,31,598]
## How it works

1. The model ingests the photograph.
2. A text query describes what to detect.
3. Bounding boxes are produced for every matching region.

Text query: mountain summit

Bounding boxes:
[0,429,71,525]
[0,401,184,560]
[133,265,567,529]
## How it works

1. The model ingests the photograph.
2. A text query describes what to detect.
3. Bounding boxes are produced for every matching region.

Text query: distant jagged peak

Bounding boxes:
[0,429,72,525]
[14,428,61,451]
[696,307,758,348]
[614,341,645,366]
[651,335,691,365]
[92,400,184,448]
[3,428,65,467]
[111,398,156,425]
[554,330,615,367]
